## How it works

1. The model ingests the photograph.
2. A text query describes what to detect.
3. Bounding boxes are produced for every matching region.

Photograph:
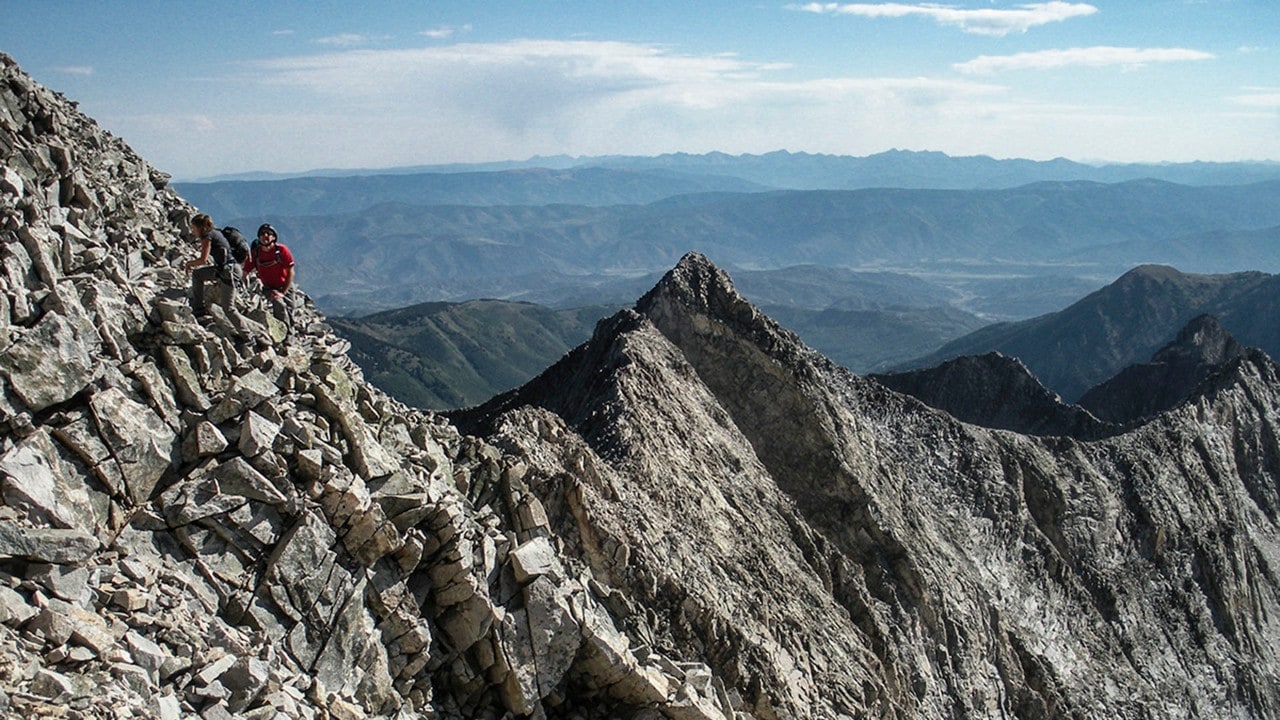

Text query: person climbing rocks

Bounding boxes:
[183,213,240,315]
[242,223,296,331]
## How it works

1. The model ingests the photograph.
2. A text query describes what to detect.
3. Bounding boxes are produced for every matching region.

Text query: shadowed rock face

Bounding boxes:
[870,352,1116,438]
[1079,313,1247,424]
[6,50,1280,720]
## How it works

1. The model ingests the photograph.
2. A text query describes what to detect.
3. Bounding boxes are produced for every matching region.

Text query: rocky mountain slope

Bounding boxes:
[4,51,1280,720]
[0,52,747,719]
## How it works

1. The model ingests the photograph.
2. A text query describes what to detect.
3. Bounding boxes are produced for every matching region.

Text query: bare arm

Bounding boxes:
[184,236,211,272]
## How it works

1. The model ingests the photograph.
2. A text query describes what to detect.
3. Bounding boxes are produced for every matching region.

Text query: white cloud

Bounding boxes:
[955,46,1216,74]
[272,29,295,37]
[420,25,472,40]
[122,38,1277,177]
[227,40,1009,171]
[789,1,1098,36]
[52,65,94,76]
[1228,88,1280,108]
[314,33,381,48]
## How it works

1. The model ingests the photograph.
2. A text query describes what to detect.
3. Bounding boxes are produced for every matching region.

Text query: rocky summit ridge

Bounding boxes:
[460,251,1280,719]
[2,50,1280,720]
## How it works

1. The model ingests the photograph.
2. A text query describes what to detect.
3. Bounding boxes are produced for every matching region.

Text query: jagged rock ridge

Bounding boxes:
[1078,313,1246,424]
[460,252,1280,718]
[870,351,1116,438]
[0,52,745,719]
[876,313,1251,438]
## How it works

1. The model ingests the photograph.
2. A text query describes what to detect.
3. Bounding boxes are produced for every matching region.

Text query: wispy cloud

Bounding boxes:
[1228,87,1280,109]
[243,40,1005,164]
[272,29,295,37]
[52,65,94,76]
[789,1,1098,36]
[314,33,385,48]
[420,25,472,40]
[955,46,1215,74]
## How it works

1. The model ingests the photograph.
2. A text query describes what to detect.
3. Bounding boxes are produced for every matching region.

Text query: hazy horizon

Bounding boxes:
[3,1,1277,179]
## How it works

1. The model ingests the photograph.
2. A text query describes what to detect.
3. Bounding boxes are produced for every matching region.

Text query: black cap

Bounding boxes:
[257,223,277,239]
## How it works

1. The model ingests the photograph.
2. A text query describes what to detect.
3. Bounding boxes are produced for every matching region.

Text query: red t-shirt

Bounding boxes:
[245,243,295,290]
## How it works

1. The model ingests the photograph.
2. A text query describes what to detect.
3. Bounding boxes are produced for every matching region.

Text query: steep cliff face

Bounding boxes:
[462,253,1280,718]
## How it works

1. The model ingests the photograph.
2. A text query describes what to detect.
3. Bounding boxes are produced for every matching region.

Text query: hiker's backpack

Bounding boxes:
[222,226,251,265]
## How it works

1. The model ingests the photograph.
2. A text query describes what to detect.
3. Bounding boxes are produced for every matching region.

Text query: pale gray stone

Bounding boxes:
[161,344,211,411]
[30,667,90,701]
[296,448,323,483]
[52,414,123,496]
[26,563,92,607]
[0,584,37,625]
[89,386,176,504]
[196,653,239,686]
[155,693,182,720]
[0,429,104,532]
[62,600,117,655]
[126,629,168,682]
[0,519,98,563]
[238,410,280,457]
[510,537,561,586]
[313,382,400,480]
[208,369,279,424]
[27,600,76,645]
[523,576,581,698]
[214,456,287,505]
[130,359,180,428]
[0,311,96,411]
[222,656,270,713]
[187,420,229,459]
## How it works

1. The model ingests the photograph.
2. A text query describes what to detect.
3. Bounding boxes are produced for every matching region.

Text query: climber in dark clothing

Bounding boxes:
[184,213,241,314]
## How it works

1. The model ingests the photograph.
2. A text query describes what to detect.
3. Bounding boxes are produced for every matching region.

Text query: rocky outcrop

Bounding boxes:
[460,252,1280,719]
[1079,313,1245,424]
[870,351,1115,438]
[0,53,739,719]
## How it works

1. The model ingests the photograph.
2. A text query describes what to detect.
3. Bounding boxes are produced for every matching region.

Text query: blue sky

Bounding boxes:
[2,1,1277,179]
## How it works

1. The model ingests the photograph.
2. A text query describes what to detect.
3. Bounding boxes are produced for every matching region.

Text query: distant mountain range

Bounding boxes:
[180,148,1280,194]
[233,179,1280,317]
[905,265,1280,402]
[175,166,767,220]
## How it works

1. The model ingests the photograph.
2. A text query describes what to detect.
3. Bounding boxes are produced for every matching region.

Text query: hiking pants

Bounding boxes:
[191,264,240,314]
[262,285,295,330]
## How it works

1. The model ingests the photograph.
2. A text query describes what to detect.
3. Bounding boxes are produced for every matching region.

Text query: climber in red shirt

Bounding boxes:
[243,223,296,331]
